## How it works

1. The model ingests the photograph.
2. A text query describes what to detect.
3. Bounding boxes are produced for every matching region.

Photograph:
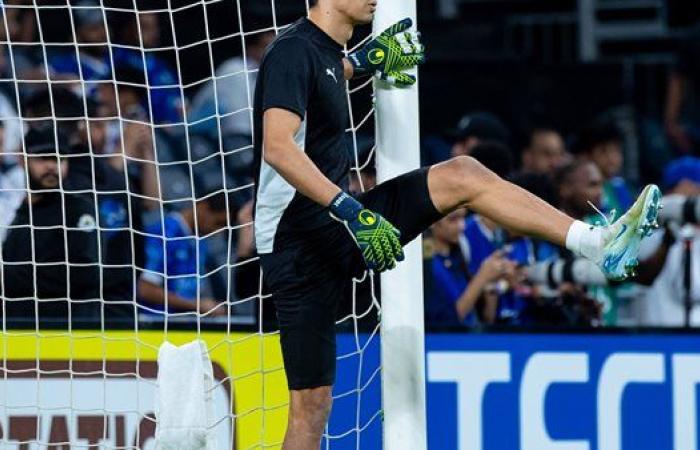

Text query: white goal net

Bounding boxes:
[0,0,392,449]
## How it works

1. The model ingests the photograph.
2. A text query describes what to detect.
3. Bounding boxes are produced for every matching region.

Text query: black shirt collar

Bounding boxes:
[301,18,345,52]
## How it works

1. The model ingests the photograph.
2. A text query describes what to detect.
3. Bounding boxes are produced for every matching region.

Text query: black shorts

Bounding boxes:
[260,167,443,390]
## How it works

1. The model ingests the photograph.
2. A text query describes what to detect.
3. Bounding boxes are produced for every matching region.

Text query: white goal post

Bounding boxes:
[375,1,428,450]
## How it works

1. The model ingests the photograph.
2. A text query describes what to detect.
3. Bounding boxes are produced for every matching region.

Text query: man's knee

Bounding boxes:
[288,386,333,433]
[449,155,495,178]
[428,155,501,212]
[443,155,499,193]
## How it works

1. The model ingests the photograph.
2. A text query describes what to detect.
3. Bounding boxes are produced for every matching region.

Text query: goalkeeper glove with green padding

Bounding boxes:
[348,18,425,87]
[329,191,405,273]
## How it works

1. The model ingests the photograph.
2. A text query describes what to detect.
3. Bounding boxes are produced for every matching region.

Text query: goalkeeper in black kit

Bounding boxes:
[253,0,660,448]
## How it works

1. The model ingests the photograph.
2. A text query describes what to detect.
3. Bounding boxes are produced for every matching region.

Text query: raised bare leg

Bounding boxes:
[427,156,574,246]
[426,156,661,280]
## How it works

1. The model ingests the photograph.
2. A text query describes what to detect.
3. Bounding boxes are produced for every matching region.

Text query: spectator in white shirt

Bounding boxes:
[0,121,26,243]
[636,157,700,326]
[189,32,275,138]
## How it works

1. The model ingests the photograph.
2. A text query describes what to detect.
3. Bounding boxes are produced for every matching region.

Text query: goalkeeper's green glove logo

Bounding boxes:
[368,49,386,65]
[359,210,377,226]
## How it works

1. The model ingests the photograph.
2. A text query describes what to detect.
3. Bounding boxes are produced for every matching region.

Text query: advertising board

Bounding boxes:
[426,333,700,450]
[3,331,700,450]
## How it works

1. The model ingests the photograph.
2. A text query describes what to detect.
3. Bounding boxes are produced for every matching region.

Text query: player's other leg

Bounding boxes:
[260,228,357,449]
[428,156,660,279]
[284,387,332,450]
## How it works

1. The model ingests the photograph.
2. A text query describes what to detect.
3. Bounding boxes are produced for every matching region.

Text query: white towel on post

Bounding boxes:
[155,340,217,450]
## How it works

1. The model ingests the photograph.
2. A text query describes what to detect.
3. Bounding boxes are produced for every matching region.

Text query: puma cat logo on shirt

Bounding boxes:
[326,67,338,83]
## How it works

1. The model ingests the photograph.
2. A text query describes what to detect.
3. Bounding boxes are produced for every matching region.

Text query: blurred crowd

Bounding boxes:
[421,109,700,329]
[415,12,700,331]
[3,1,700,330]
[0,1,275,325]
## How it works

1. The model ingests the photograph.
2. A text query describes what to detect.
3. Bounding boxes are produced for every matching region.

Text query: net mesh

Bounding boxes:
[0,1,383,448]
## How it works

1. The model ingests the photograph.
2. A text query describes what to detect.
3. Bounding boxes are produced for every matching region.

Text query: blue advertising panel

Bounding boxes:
[427,333,700,450]
[328,332,700,450]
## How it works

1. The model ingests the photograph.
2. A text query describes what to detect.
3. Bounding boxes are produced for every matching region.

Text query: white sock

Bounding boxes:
[565,220,603,260]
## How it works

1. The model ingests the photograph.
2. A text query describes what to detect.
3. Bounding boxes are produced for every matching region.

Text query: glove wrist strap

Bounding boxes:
[348,52,371,76]
[329,191,363,222]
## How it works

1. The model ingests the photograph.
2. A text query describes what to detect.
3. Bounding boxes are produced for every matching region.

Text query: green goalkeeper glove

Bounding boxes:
[348,18,425,87]
[329,192,405,273]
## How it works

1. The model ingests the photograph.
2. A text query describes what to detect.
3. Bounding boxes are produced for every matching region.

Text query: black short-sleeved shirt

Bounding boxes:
[252,18,350,254]
[2,192,99,319]
[67,151,145,315]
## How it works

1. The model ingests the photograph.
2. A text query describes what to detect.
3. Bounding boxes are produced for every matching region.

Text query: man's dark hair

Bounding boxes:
[24,88,84,119]
[552,160,591,189]
[572,120,623,155]
[524,124,561,148]
[449,112,509,145]
[24,124,72,156]
[23,88,85,139]
[469,140,514,179]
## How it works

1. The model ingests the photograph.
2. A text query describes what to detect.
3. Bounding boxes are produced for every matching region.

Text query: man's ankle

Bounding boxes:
[565,220,602,260]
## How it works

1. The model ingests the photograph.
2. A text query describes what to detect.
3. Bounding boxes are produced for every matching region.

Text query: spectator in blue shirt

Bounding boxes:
[112,11,182,125]
[49,5,182,125]
[463,214,535,324]
[138,192,231,315]
[48,0,111,90]
[509,172,561,262]
[464,141,535,324]
[425,209,515,327]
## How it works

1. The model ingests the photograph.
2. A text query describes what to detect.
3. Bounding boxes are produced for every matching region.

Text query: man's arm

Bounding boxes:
[123,122,159,210]
[455,252,513,321]
[137,278,219,313]
[665,26,697,152]
[263,108,341,206]
[634,228,674,286]
[262,107,403,272]
[666,73,685,126]
[665,73,691,152]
